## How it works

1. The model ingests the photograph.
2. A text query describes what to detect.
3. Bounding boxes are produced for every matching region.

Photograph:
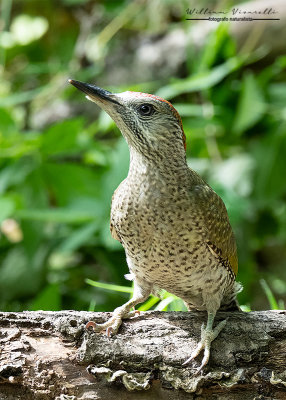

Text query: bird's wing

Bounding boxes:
[190,184,238,276]
[110,190,122,242]
[110,221,121,242]
[109,179,128,243]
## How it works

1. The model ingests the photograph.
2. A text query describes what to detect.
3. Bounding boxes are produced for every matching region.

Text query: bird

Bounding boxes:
[69,78,241,372]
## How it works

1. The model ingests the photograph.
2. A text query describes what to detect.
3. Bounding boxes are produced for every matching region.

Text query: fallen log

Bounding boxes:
[0,310,286,399]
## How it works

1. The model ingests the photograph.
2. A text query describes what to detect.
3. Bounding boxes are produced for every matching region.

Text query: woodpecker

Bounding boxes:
[69,79,241,371]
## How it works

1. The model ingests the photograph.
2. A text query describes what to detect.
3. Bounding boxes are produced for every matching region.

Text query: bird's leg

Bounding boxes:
[183,311,227,372]
[86,281,151,336]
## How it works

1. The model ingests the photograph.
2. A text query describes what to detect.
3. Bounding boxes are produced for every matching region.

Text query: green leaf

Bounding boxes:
[42,163,104,207]
[167,297,187,311]
[240,305,252,312]
[260,279,279,310]
[58,221,98,252]
[17,208,95,223]
[88,298,97,312]
[85,279,133,294]
[171,104,204,117]
[233,72,266,134]
[41,118,84,156]
[0,247,45,300]
[0,87,43,107]
[253,126,286,201]
[138,296,160,311]
[30,283,61,311]
[156,57,243,99]
[100,137,129,203]
[0,196,15,223]
[0,108,17,133]
[196,23,234,72]
[154,295,176,311]
[0,160,35,194]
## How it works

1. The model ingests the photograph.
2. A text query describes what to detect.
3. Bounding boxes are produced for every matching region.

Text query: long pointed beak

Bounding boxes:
[68,79,121,106]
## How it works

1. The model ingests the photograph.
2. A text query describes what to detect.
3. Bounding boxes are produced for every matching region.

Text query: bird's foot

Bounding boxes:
[183,318,227,373]
[86,307,140,337]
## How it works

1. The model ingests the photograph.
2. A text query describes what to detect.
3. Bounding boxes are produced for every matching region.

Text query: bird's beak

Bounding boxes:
[68,79,121,107]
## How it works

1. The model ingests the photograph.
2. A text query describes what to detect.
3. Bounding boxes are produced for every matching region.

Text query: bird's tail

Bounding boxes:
[220,282,243,311]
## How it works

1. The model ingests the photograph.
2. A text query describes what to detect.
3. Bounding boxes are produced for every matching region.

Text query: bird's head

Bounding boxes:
[69,79,186,163]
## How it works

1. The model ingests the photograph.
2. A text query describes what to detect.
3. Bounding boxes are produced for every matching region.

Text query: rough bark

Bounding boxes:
[0,310,286,399]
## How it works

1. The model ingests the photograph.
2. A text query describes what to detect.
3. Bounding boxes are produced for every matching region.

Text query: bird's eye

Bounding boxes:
[138,104,154,116]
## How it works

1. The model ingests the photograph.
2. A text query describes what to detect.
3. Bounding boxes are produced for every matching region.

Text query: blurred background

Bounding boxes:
[0,0,286,313]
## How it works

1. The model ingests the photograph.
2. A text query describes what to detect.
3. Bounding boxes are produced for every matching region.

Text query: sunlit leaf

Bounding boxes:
[0,197,15,223]
[86,279,133,294]
[154,296,176,311]
[17,208,95,223]
[156,57,243,99]
[138,296,160,311]
[11,15,49,45]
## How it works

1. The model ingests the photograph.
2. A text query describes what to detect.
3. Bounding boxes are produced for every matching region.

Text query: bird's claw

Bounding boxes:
[183,319,228,371]
[85,319,119,336]
[85,308,141,337]
[182,342,204,366]
[106,326,113,337]
[86,321,97,330]
[86,320,111,335]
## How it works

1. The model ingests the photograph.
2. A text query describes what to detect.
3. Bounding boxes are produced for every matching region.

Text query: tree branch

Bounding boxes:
[0,310,286,399]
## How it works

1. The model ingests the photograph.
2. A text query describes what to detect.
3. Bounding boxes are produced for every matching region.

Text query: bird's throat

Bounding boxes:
[128,147,190,186]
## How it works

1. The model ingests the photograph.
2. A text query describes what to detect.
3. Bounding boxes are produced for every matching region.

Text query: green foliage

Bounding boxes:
[0,1,285,314]
[233,72,267,134]
[260,279,280,310]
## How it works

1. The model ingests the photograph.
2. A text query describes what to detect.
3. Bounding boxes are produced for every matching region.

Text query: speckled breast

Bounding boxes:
[111,180,233,309]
